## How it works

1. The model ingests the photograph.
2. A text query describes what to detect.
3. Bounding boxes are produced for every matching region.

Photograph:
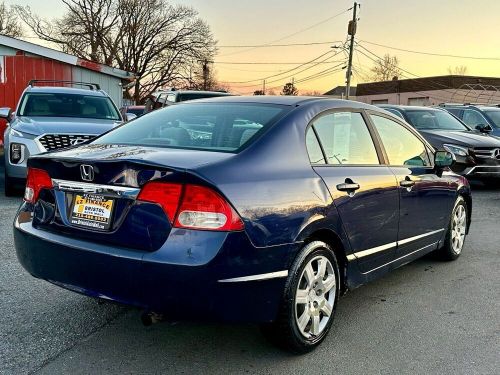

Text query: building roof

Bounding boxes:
[0,34,133,80]
[324,85,357,96]
[356,75,500,96]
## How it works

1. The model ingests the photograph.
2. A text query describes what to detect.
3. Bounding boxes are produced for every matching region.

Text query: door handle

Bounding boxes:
[336,179,360,193]
[400,177,415,188]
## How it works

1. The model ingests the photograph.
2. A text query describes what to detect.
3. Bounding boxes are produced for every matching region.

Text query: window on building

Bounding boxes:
[371,99,389,105]
[407,97,429,106]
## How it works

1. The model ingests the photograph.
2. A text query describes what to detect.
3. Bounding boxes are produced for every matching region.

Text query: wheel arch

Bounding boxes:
[300,228,349,294]
[457,186,472,234]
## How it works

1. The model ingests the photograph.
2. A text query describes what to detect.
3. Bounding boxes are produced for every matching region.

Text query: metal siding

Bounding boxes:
[71,66,122,107]
[0,56,72,143]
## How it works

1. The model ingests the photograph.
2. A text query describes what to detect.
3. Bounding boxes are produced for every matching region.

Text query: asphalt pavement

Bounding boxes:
[1,163,499,374]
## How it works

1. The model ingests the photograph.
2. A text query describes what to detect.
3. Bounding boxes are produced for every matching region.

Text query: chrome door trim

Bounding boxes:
[52,179,140,198]
[397,228,445,246]
[346,228,445,261]
[364,242,439,274]
[218,270,288,283]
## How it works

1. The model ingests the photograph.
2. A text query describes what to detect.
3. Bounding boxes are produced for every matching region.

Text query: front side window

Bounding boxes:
[370,115,431,166]
[462,109,488,127]
[18,93,120,120]
[311,112,379,165]
[405,110,469,131]
[484,109,500,128]
[94,103,288,152]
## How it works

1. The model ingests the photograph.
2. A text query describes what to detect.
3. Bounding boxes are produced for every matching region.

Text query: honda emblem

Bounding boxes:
[80,164,94,182]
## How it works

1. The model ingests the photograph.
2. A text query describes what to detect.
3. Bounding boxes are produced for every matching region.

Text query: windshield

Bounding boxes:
[484,110,500,128]
[405,110,469,131]
[94,102,288,152]
[18,93,121,120]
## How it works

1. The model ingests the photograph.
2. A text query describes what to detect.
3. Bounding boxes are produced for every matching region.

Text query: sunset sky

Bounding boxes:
[7,0,500,94]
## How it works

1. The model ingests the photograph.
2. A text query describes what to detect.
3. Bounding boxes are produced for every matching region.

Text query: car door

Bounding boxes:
[307,110,400,273]
[367,112,455,258]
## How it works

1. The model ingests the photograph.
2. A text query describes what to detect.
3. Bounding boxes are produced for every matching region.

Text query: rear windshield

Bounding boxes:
[18,93,121,120]
[93,102,288,152]
[405,110,469,131]
[484,110,500,128]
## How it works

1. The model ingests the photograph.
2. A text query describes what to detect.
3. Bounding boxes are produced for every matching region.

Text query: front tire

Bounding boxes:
[436,196,468,261]
[261,241,340,353]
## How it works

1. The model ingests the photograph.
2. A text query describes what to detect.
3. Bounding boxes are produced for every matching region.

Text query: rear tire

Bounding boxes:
[436,196,468,261]
[261,241,340,353]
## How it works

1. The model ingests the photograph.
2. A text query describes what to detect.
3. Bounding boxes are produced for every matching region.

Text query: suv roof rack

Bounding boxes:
[28,80,101,90]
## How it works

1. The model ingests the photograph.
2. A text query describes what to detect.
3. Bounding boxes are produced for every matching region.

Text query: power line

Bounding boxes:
[360,39,500,61]
[218,9,350,57]
[215,61,345,65]
[218,41,342,48]
[222,49,345,85]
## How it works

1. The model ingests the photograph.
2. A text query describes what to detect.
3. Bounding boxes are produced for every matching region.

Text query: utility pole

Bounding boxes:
[202,59,209,91]
[345,2,359,100]
[263,79,266,95]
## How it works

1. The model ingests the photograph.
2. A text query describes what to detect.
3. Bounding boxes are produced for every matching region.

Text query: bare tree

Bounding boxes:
[15,0,216,102]
[0,1,23,37]
[281,82,298,96]
[370,54,401,82]
[447,65,468,75]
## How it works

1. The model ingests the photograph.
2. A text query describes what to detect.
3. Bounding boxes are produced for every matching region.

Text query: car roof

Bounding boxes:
[183,95,380,109]
[25,86,108,96]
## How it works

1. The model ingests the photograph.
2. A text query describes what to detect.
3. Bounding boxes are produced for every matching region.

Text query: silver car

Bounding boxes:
[0,81,124,196]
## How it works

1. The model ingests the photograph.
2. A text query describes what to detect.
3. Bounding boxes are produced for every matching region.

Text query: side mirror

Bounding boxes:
[475,123,492,133]
[126,113,137,122]
[435,150,455,169]
[0,107,12,122]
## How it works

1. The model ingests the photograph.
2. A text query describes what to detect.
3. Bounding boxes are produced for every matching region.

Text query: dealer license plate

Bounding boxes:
[70,194,114,230]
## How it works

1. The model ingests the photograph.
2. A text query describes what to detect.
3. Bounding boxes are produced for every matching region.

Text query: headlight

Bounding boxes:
[443,144,468,157]
[10,143,26,164]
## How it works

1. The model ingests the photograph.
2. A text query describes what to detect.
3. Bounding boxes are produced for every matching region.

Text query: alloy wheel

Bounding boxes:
[295,255,336,338]
[451,204,467,255]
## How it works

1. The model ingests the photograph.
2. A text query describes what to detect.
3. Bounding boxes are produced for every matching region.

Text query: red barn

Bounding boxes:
[0,35,133,143]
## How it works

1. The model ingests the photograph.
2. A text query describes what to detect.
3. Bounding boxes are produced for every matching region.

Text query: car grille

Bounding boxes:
[38,134,96,151]
[472,147,500,160]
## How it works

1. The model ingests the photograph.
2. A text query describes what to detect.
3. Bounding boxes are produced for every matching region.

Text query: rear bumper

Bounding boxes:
[14,213,296,322]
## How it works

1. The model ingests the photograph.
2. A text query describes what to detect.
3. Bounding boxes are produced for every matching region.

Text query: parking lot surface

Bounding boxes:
[1,165,499,374]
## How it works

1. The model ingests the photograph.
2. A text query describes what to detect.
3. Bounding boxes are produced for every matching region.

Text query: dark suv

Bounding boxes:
[439,104,500,137]
[379,105,500,183]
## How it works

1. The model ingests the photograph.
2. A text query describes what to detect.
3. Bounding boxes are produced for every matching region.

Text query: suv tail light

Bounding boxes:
[137,182,244,231]
[25,167,52,203]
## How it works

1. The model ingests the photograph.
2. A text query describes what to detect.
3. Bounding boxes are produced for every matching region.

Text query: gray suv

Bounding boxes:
[0,81,123,196]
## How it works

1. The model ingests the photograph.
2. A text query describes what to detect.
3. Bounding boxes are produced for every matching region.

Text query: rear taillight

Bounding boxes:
[174,185,244,231]
[137,182,183,222]
[137,182,244,231]
[24,167,52,203]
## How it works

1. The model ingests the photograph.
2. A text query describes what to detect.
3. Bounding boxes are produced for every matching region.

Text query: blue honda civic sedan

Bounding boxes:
[14,96,471,352]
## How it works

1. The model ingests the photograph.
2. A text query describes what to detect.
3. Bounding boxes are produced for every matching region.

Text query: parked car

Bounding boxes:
[145,89,232,112]
[119,105,146,121]
[439,104,500,137]
[14,97,471,353]
[379,105,500,183]
[0,80,124,196]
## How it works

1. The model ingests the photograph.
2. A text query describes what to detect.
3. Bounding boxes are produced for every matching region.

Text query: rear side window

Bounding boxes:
[94,103,288,152]
[311,112,379,165]
[370,115,431,166]
[305,129,326,164]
